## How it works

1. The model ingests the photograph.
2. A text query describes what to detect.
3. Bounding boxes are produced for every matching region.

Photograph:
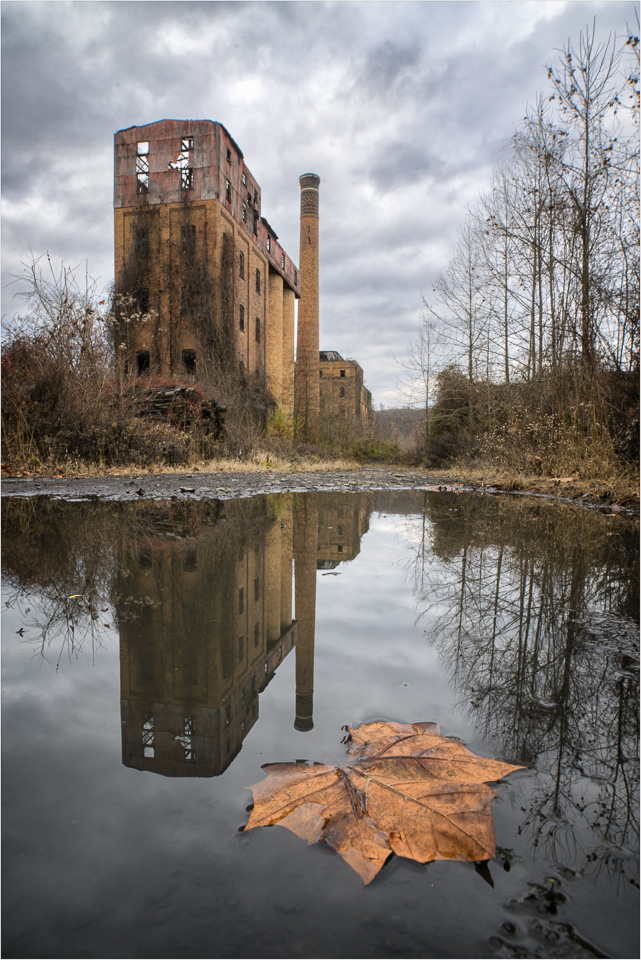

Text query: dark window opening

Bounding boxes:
[239,360,245,376]
[135,227,149,258]
[181,167,194,190]
[340,369,346,377]
[136,350,150,376]
[254,578,259,601]
[226,179,232,202]
[242,202,246,222]
[136,141,149,193]
[238,636,244,662]
[319,370,323,378]
[227,147,232,162]
[181,223,196,257]
[339,386,345,397]
[253,213,258,235]
[255,317,260,343]
[239,304,245,331]
[183,548,197,571]
[239,251,245,278]
[181,286,192,318]
[338,545,343,553]
[294,269,298,285]
[281,253,285,269]
[138,288,149,313]
[254,622,259,647]
[238,587,244,614]
[138,547,152,568]
[256,269,261,294]
[182,349,196,375]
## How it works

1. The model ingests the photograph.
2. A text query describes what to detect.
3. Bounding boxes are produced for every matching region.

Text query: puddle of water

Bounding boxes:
[1,491,638,959]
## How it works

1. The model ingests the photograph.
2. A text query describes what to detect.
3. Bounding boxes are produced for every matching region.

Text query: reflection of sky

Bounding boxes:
[2,501,639,960]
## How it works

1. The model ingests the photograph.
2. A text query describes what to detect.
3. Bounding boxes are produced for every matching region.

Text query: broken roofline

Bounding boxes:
[114,118,300,294]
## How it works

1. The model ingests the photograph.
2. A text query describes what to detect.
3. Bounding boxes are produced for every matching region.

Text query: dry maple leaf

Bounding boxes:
[244,720,524,884]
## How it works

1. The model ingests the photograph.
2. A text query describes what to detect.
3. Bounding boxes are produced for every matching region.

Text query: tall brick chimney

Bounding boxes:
[295,173,321,440]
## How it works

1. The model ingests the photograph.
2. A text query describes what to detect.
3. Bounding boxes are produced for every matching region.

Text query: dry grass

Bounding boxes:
[3,450,361,479]
[428,464,639,507]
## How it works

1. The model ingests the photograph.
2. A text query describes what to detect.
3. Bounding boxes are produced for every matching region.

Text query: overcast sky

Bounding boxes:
[1,0,636,406]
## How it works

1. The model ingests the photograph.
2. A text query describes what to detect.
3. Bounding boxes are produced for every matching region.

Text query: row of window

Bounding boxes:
[135,349,196,377]
[319,368,347,377]
[238,305,261,342]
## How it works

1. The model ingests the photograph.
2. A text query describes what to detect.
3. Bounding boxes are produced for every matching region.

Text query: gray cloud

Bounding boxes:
[1,0,633,405]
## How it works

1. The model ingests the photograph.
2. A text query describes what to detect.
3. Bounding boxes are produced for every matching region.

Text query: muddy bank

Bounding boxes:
[1,465,638,514]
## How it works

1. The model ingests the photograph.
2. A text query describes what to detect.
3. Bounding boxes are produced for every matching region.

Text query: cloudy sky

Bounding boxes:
[1,0,635,406]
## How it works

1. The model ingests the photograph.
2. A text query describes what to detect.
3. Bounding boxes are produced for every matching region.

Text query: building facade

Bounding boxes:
[319,351,372,426]
[113,119,300,412]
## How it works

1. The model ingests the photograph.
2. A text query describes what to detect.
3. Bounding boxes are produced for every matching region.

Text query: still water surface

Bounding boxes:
[2,491,638,958]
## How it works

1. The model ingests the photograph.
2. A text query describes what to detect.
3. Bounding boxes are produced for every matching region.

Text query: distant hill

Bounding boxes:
[374,408,426,452]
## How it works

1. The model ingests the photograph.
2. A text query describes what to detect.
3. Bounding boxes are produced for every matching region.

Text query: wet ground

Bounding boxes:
[2,485,638,958]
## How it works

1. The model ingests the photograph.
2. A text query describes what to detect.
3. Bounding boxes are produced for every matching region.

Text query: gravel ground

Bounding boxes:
[1,465,637,515]
[0,466,457,501]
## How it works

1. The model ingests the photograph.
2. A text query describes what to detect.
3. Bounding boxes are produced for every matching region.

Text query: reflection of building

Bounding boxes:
[319,351,372,426]
[316,493,370,569]
[117,500,295,777]
[116,493,373,773]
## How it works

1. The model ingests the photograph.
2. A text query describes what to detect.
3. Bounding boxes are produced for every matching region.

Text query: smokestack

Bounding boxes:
[295,173,321,441]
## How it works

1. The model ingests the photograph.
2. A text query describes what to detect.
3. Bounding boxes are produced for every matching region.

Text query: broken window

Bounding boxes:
[182,349,196,375]
[239,304,245,331]
[174,716,196,763]
[181,167,194,189]
[136,350,150,376]
[340,369,346,377]
[135,227,149,258]
[238,587,244,614]
[242,172,246,185]
[242,202,246,222]
[281,253,285,269]
[253,213,258,235]
[256,269,261,294]
[168,138,193,188]
[239,251,244,278]
[254,622,259,647]
[181,223,196,257]
[136,141,149,193]
[142,711,154,758]
[181,136,193,152]
[267,235,271,252]
[255,317,260,343]
[225,179,231,202]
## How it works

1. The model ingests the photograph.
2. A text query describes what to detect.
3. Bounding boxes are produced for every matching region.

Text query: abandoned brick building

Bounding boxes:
[114,120,371,434]
[114,119,300,415]
[319,351,372,425]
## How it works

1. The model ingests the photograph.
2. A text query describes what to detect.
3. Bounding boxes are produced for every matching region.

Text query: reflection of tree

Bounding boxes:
[2,498,120,666]
[406,493,639,889]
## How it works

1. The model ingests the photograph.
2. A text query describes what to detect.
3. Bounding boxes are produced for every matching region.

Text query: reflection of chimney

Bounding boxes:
[295,173,321,441]
[293,497,318,731]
